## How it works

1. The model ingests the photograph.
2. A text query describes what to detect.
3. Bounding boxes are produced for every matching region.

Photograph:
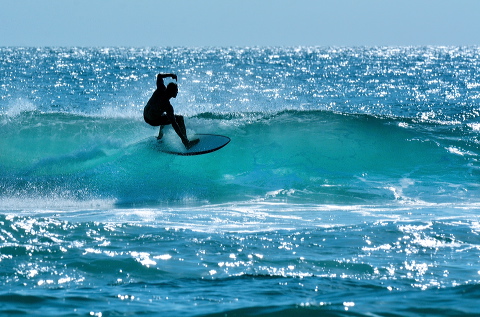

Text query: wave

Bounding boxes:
[1,109,478,209]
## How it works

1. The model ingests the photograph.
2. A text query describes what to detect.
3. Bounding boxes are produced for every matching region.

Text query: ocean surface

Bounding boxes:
[1,46,480,316]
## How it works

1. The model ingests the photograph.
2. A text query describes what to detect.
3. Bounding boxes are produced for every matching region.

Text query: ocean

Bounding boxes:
[1,46,479,316]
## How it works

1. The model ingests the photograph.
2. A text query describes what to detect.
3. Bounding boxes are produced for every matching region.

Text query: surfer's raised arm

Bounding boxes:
[158,73,177,80]
[156,73,177,89]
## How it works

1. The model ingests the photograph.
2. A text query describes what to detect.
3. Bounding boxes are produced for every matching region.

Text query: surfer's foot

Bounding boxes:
[156,132,163,140]
[183,138,199,150]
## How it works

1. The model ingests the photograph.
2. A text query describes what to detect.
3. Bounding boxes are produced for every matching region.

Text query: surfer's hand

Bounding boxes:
[171,74,178,81]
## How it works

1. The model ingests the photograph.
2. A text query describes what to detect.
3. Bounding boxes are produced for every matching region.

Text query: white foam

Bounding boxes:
[95,105,143,119]
[2,98,37,117]
[467,122,480,131]
[447,146,477,157]
[0,196,116,212]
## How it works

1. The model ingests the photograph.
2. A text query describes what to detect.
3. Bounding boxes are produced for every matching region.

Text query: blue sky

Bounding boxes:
[1,0,479,47]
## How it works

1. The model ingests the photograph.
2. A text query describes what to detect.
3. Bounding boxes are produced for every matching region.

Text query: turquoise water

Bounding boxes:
[1,47,480,316]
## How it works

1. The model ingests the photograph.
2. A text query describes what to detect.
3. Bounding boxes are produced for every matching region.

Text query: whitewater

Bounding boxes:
[1,47,480,316]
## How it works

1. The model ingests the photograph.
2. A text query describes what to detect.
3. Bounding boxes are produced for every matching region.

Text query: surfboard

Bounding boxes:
[156,134,230,156]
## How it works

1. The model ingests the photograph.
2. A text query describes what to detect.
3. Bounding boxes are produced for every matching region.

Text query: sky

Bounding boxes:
[1,0,480,47]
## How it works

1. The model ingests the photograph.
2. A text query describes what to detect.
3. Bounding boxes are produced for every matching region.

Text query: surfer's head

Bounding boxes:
[166,82,178,98]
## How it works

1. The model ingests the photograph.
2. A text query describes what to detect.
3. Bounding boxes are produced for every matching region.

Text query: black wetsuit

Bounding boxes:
[143,75,175,126]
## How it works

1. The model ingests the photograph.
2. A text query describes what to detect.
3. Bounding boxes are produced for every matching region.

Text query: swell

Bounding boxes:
[1,110,478,208]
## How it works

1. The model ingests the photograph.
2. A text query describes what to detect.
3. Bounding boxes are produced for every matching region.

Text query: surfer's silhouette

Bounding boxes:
[144,73,199,149]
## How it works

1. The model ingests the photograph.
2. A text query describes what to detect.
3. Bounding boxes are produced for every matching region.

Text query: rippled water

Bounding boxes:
[1,47,480,316]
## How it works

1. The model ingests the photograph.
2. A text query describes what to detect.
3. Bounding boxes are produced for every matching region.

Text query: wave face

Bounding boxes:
[1,109,479,208]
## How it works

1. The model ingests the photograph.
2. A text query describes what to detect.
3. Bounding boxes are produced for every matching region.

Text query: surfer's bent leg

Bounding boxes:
[175,115,187,137]
[145,114,170,140]
[173,115,199,149]
[157,125,164,140]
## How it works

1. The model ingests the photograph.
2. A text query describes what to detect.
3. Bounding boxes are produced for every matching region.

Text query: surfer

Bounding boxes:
[144,73,199,149]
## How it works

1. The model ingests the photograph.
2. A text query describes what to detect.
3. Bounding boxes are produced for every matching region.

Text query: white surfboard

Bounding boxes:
[156,134,230,156]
